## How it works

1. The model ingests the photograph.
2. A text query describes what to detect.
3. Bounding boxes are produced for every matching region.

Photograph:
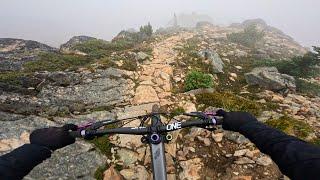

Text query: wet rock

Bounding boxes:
[245,67,296,91]
[199,50,224,73]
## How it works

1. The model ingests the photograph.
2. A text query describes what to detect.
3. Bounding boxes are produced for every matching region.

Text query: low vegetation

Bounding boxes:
[184,70,213,91]
[253,46,320,96]
[89,136,118,180]
[296,79,320,97]
[0,71,28,86]
[113,23,154,45]
[266,116,314,140]
[227,24,265,48]
[254,46,320,78]
[24,52,93,72]
[196,92,277,116]
[72,39,133,59]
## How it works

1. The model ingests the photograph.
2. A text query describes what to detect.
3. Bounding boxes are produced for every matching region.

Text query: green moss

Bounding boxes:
[227,24,264,48]
[296,79,320,97]
[24,52,93,72]
[196,92,268,116]
[94,164,108,180]
[121,59,138,71]
[73,39,133,59]
[184,70,213,91]
[89,136,113,156]
[114,164,123,171]
[170,107,185,118]
[0,72,28,86]
[266,116,313,140]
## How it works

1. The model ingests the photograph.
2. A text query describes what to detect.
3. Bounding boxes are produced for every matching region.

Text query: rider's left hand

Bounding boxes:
[30,124,77,151]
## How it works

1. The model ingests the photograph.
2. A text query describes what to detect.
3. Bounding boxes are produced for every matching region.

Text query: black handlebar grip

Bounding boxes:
[69,131,83,138]
[214,116,224,125]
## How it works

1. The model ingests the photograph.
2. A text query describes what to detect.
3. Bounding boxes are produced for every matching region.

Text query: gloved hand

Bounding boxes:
[216,109,257,132]
[30,124,77,151]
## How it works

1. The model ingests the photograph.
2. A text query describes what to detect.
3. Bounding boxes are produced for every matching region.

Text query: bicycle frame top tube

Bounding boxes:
[150,105,167,180]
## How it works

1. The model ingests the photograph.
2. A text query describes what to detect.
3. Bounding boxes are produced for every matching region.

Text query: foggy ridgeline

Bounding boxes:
[1,14,320,180]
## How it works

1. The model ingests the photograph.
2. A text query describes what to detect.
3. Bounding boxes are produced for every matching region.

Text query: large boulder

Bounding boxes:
[39,68,135,110]
[245,67,296,91]
[199,50,224,73]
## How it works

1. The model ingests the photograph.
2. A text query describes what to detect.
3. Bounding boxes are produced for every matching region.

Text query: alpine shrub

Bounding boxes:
[184,70,213,91]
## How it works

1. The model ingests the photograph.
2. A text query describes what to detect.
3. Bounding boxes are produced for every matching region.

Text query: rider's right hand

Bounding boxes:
[216,110,257,132]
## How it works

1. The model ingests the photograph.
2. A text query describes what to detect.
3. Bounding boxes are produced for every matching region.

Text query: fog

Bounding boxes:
[0,0,319,47]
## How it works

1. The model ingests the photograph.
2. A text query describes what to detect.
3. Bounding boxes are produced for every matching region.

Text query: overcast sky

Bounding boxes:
[1,0,319,47]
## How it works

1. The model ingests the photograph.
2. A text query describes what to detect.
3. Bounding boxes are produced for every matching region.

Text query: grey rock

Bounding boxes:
[0,60,22,71]
[0,116,55,142]
[60,36,97,52]
[0,38,57,71]
[117,148,139,166]
[47,71,80,86]
[26,141,106,180]
[39,75,134,109]
[0,111,25,121]
[256,156,273,166]
[135,52,150,61]
[245,67,296,91]
[235,157,255,165]
[0,115,106,179]
[224,131,250,144]
[184,88,215,95]
[199,50,224,73]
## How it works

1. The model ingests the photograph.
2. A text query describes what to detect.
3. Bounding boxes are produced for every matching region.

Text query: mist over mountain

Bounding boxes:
[0,0,319,47]
[0,1,320,179]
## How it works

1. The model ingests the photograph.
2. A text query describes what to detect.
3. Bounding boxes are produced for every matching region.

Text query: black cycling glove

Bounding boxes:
[30,124,77,151]
[216,109,257,132]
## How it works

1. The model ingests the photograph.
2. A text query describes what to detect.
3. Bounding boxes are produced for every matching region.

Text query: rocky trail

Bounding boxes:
[1,19,319,180]
[104,32,285,180]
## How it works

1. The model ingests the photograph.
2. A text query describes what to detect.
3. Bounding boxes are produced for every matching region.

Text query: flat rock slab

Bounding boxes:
[0,113,106,179]
[132,85,159,105]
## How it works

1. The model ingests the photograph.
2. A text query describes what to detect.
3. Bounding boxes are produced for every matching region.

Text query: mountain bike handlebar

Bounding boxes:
[69,111,223,180]
[69,112,223,139]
